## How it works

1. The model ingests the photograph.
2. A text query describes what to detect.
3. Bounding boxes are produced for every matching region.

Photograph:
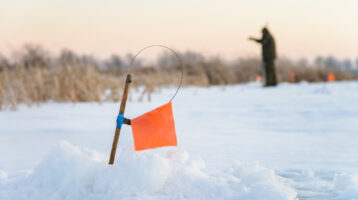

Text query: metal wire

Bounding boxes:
[128,45,183,102]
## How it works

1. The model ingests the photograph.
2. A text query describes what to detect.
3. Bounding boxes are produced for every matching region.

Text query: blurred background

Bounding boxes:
[1,0,358,109]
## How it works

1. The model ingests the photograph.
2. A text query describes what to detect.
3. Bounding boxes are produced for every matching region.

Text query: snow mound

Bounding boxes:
[333,173,358,199]
[0,141,297,200]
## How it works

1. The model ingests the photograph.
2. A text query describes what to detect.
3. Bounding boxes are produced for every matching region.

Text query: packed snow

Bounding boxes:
[1,81,358,199]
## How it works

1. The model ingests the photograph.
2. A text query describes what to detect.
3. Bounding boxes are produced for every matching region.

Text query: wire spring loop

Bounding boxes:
[128,45,183,102]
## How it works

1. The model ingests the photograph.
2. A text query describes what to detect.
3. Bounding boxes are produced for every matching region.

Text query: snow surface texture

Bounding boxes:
[0,141,297,200]
[1,81,358,199]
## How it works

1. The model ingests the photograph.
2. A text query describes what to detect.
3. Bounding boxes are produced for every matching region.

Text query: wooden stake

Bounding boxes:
[109,74,132,165]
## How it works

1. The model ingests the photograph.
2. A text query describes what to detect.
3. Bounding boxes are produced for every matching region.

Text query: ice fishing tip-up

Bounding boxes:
[109,74,132,165]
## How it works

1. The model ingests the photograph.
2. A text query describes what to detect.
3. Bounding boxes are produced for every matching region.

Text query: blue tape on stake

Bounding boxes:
[116,113,124,128]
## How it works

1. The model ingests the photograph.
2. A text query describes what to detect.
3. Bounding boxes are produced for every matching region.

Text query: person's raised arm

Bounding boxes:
[248,36,263,43]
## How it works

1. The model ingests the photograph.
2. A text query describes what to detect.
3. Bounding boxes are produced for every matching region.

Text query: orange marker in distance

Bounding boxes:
[327,73,335,82]
[255,75,261,82]
[289,72,295,78]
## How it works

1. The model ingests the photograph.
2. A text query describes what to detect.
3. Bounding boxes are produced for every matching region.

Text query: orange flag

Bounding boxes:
[131,102,177,151]
[289,72,295,78]
[327,73,335,82]
[255,75,261,82]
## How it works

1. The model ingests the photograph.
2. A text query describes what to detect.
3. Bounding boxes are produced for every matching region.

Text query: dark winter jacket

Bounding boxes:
[253,28,276,61]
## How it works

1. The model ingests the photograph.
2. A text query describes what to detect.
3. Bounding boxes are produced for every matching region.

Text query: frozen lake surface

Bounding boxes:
[1,81,358,199]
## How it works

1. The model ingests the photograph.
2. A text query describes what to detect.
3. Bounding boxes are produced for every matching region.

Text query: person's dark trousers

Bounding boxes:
[264,60,277,87]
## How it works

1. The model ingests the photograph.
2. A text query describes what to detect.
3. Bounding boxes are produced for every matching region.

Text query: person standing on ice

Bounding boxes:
[249,27,277,86]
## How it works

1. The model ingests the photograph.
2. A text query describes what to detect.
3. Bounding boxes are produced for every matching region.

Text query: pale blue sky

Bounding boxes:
[1,0,357,60]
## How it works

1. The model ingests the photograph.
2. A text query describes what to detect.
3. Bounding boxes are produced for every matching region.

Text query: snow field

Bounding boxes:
[1,81,358,199]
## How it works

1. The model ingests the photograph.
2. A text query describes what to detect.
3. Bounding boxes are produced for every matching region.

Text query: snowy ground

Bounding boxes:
[1,81,358,199]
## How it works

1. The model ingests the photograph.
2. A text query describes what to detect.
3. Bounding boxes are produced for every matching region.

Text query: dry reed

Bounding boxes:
[0,48,357,110]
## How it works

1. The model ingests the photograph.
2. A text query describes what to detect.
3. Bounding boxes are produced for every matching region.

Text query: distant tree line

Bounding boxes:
[312,56,358,74]
[0,44,357,75]
[0,44,357,110]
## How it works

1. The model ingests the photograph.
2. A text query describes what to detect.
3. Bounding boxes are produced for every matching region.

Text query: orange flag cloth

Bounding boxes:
[327,73,335,82]
[131,102,177,151]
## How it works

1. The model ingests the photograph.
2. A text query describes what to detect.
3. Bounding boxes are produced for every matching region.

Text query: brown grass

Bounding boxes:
[0,48,357,110]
